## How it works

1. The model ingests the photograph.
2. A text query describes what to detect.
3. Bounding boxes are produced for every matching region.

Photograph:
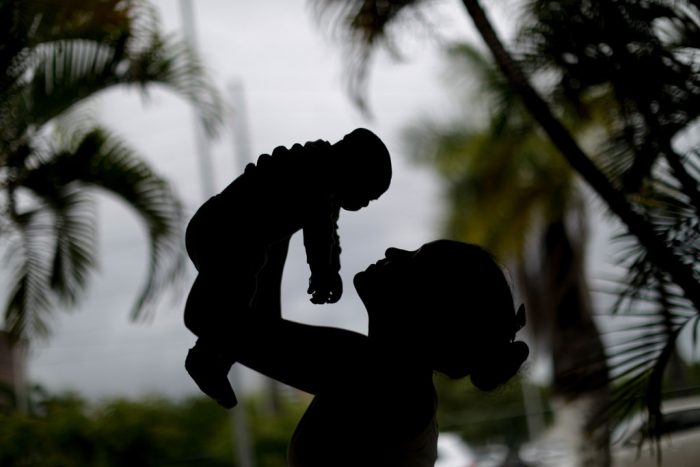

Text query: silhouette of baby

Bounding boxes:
[231,239,528,466]
[183,128,392,408]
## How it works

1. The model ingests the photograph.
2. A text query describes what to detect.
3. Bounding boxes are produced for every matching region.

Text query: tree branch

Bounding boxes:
[461,0,700,311]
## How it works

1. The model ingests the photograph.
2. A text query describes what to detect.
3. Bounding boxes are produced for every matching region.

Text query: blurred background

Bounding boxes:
[2,0,700,466]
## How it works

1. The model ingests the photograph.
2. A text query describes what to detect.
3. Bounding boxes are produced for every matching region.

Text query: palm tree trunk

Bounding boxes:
[0,330,28,412]
[658,280,688,392]
[540,220,611,466]
[460,0,700,312]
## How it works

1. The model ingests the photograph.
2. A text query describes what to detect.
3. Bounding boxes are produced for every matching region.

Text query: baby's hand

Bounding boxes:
[308,271,343,304]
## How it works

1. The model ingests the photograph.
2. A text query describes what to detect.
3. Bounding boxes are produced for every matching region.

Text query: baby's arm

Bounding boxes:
[303,202,342,304]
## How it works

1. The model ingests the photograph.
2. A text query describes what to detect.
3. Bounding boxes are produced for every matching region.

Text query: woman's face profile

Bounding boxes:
[353,240,518,379]
[353,247,419,298]
[355,243,477,371]
[355,244,455,334]
[354,242,467,305]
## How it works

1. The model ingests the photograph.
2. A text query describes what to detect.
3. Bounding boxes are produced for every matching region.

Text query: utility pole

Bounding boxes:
[229,80,252,174]
[178,3,255,467]
[179,0,216,201]
[227,78,260,462]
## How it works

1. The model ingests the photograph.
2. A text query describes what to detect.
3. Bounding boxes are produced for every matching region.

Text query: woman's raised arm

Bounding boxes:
[238,238,370,395]
[235,316,369,395]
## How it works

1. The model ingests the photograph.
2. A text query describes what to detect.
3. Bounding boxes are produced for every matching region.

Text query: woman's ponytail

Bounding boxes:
[470,340,529,391]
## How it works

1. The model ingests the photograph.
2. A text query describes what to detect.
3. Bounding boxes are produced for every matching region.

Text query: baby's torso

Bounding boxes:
[215,142,335,244]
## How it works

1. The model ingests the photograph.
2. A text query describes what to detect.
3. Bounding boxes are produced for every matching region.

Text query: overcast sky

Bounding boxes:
[24,0,460,400]
[22,0,641,401]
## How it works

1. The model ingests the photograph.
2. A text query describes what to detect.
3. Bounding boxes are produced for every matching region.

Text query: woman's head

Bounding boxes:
[354,240,528,391]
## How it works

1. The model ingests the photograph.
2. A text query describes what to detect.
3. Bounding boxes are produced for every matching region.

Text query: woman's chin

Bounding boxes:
[353,270,367,291]
[353,269,376,301]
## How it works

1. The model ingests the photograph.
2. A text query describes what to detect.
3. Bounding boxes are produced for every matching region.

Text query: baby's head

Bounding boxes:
[331,128,392,211]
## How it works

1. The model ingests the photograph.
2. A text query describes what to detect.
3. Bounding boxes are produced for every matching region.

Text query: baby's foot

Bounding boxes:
[185,340,237,408]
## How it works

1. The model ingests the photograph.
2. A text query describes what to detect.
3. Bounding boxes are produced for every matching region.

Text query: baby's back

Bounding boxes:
[217,140,334,244]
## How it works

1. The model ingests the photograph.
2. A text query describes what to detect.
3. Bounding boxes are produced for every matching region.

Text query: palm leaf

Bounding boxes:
[20,126,185,321]
[47,188,95,306]
[3,208,56,339]
[591,268,698,450]
[1,184,96,340]
[122,32,224,137]
[1,0,219,340]
[21,39,127,129]
[1,0,132,140]
[311,0,424,111]
[12,32,222,138]
[17,166,97,307]
[17,0,134,46]
[444,43,520,132]
[406,110,573,260]
[2,0,222,158]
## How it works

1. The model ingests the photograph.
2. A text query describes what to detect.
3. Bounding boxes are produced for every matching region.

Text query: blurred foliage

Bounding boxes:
[516,0,700,440]
[0,0,223,340]
[0,388,306,467]
[672,362,700,399]
[0,382,547,465]
[312,0,700,450]
[405,42,611,463]
[435,373,548,445]
[405,43,578,261]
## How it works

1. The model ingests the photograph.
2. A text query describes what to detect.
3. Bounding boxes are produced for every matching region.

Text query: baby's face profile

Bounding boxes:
[338,187,377,211]
[339,194,371,211]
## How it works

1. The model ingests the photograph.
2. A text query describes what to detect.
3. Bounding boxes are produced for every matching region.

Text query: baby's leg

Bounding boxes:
[183,273,239,408]
[184,175,265,407]
[185,185,266,330]
[184,243,267,408]
[185,195,222,272]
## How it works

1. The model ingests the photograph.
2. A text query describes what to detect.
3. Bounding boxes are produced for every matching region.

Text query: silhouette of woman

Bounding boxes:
[232,239,528,466]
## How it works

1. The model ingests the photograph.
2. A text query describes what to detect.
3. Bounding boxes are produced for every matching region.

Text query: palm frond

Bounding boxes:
[311,0,424,111]
[20,0,134,46]
[122,32,224,137]
[20,126,185,321]
[0,0,206,340]
[519,0,700,190]
[21,39,127,129]
[11,32,223,138]
[1,0,223,153]
[75,127,184,320]
[445,42,520,131]
[405,109,573,259]
[47,188,95,306]
[592,265,698,448]
[1,0,132,139]
[17,170,97,307]
[3,209,57,339]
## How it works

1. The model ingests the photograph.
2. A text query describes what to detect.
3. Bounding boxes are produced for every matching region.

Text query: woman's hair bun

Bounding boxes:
[470,340,529,391]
